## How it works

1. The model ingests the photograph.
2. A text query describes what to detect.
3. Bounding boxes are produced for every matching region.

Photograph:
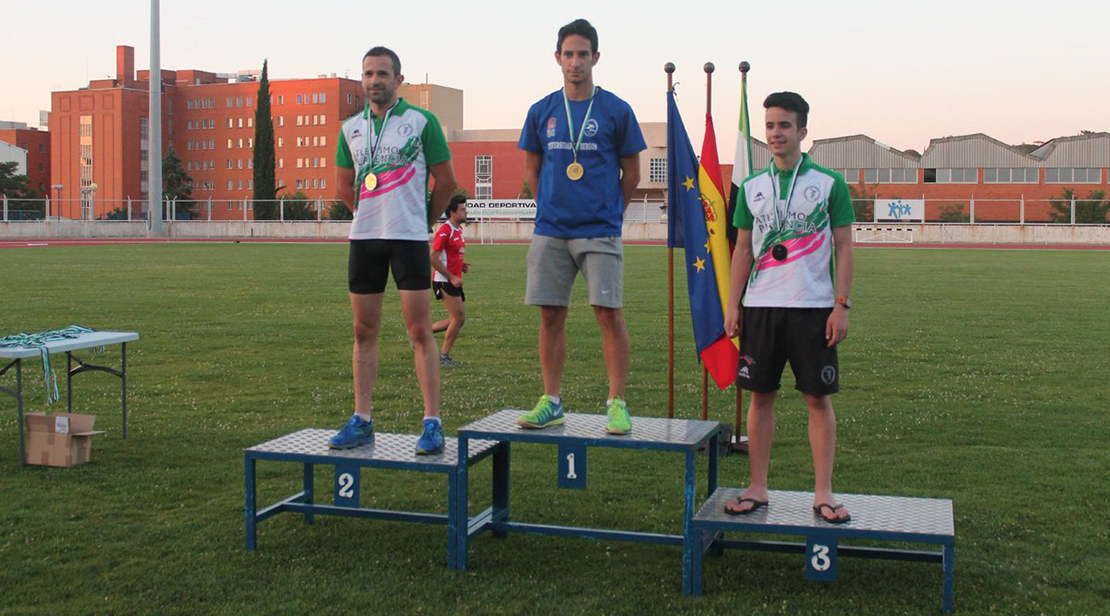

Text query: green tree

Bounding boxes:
[1048,188,1110,224]
[252,59,278,219]
[938,203,969,222]
[0,161,44,218]
[519,179,534,199]
[162,146,195,219]
[277,190,318,220]
[847,183,875,222]
[327,201,353,220]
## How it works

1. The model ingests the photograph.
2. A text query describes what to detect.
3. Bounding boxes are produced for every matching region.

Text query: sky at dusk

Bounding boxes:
[2,0,1106,161]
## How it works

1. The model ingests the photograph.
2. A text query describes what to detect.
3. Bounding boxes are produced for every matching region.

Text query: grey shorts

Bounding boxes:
[525,235,624,308]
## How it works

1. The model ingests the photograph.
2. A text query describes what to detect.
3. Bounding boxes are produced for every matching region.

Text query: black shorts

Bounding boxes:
[433,281,466,301]
[736,307,840,396]
[348,239,431,294]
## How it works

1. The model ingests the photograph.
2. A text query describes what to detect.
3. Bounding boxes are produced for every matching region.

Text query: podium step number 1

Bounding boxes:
[558,443,587,489]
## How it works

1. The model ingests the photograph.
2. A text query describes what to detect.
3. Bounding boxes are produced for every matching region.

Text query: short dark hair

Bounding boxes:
[446,194,467,216]
[362,46,401,77]
[763,92,810,128]
[557,19,599,54]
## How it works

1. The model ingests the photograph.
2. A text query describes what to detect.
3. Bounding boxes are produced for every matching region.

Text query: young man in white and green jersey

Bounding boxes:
[329,46,457,455]
[723,91,856,524]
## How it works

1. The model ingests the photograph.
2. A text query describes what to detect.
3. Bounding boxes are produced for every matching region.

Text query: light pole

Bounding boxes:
[80,182,98,220]
[51,184,63,219]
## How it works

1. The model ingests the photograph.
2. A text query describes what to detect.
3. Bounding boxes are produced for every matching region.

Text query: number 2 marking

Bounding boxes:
[338,472,354,498]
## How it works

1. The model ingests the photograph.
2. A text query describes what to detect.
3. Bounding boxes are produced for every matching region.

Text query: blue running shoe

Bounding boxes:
[329,415,375,449]
[415,418,445,455]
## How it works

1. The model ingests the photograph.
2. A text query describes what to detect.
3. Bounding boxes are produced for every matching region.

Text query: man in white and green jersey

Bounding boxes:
[723,91,856,524]
[330,46,457,455]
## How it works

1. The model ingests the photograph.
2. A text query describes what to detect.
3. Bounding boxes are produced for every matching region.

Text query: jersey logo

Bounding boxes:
[398,123,414,137]
[546,117,557,138]
[804,185,821,202]
[584,119,599,137]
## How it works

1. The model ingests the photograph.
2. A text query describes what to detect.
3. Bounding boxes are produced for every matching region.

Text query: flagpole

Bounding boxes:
[732,60,752,453]
[665,62,675,420]
[701,62,715,422]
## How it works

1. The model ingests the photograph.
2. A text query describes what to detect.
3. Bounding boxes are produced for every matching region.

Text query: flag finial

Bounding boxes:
[739,61,750,74]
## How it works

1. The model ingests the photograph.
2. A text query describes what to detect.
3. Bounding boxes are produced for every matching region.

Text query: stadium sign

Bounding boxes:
[464,199,537,219]
[875,198,924,222]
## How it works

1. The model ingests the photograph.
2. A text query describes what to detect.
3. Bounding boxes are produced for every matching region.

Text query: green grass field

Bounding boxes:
[1,243,1107,614]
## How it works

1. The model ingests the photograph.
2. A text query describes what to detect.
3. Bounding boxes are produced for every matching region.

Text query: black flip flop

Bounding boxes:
[724,497,768,516]
[813,502,851,524]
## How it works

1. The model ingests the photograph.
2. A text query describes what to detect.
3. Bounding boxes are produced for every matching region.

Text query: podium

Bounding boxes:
[692,487,956,611]
[244,428,501,568]
[456,410,721,594]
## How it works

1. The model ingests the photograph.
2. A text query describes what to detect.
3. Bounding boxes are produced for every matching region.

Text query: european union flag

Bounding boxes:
[667,91,737,390]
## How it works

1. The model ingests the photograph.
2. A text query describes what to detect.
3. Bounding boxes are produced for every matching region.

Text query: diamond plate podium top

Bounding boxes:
[246,429,498,468]
[0,331,139,359]
[696,487,954,542]
[457,410,720,451]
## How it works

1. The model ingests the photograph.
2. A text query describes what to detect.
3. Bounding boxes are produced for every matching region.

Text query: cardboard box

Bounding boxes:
[24,413,105,467]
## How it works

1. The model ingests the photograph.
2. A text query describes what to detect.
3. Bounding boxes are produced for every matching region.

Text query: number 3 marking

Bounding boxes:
[811,544,831,572]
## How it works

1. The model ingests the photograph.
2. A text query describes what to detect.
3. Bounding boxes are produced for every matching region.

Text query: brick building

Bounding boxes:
[49,45,461,220]
[0,121,51,196]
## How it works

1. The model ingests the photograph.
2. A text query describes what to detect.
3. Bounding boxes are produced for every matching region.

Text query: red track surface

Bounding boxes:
[0,237,1107,250]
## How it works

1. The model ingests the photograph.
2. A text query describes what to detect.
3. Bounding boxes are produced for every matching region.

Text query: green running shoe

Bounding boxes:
[517,395,565,429]
[606,397,632,435]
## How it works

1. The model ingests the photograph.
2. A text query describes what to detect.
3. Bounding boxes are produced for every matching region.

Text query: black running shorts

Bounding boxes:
[348,239,432,294]
[736,307,840,396]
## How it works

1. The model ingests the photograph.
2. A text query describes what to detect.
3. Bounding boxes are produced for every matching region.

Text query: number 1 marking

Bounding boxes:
[566,453,577,479]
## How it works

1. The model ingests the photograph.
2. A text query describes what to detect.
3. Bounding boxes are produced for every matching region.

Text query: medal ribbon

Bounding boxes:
[362,102,397,180]
[769,154,804,237]
[562,86,597,165]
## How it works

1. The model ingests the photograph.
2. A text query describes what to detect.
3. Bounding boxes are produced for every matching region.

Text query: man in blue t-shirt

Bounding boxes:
[516,18,647,435]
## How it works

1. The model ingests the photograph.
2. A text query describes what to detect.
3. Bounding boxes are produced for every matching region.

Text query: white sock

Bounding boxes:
[548,395,562,405]
[425,416,442,426]
[355,413,373,422]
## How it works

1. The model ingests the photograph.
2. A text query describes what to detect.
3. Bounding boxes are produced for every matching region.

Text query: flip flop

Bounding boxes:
[724,497,768,516]
[813,502,851,524]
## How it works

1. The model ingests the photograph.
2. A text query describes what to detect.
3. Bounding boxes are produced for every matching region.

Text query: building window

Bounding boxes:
[278,95,284,105]
[836,169,859,183]
[924,168,977,184]
[238,180,243,190]
[296,94,302,104]
[321,178,326,189]
[237,159,243,169]
[320,115,326,125]
[278,158,283,169]
[227,97,233,108]
[278,137,284,147]
[475,155,493,199]
[320,135,326,147]
[248,138,253,148]
[1045,168,1102,183]
[209,139,214,150]
[319,157,326,168]
[984,168,1039,183]
[347,93,353,105]
[649,157,667,183]
[864,168,916,184]
[246,97,253,107]
[297,158,303,169]
[296,116,303,126]
[296,179,303,189]
[278,116,283,127]
[236,97,243,107]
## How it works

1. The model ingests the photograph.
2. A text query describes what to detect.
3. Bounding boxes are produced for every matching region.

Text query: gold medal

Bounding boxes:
[363,173,378,191]
[566,161,584,181]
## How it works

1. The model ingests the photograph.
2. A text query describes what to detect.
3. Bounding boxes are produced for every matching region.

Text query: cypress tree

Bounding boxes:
[252,59,277,218]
